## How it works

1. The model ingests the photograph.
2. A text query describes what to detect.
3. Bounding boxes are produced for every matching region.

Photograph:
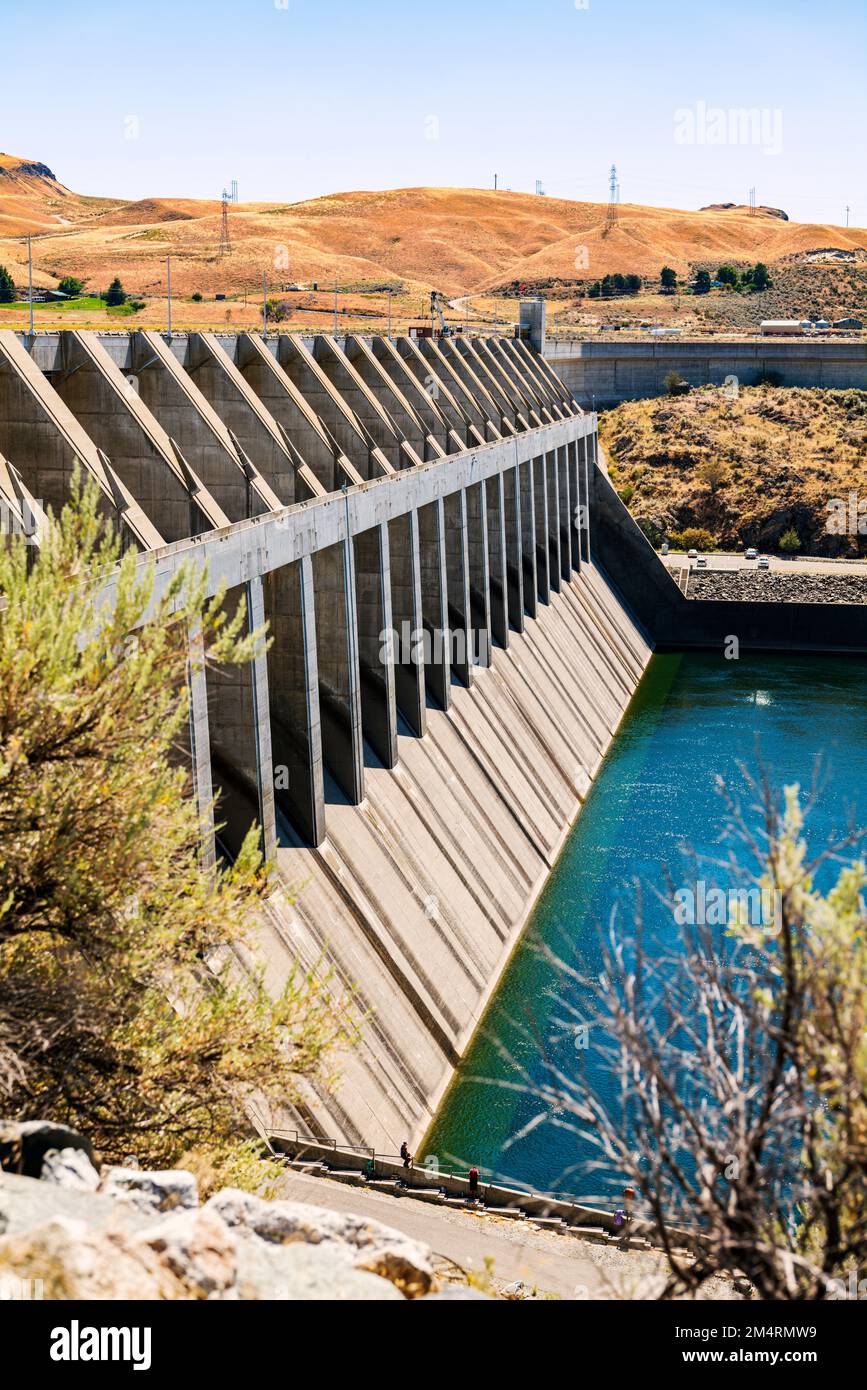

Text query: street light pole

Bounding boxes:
[166,255,172,338]
[27,236,34,336]
[262,272,267,338]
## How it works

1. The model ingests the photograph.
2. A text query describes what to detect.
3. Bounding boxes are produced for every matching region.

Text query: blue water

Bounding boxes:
[424,651,867,1198]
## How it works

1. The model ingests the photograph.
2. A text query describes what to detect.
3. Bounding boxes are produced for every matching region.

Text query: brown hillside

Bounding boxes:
[1,156,865,300]
[599,386,867,557]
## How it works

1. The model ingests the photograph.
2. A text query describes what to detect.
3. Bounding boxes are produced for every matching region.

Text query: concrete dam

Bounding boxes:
[2,323,864,1155]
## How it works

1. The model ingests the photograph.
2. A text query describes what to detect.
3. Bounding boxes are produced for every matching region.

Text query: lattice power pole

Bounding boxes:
[603,164,619,234]
[219,188,231,256]
[749,186,757,216]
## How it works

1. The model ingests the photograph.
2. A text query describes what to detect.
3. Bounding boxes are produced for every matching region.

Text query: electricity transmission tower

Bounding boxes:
[535,178,545,196]
[603,164,619,234]
[219,188,231,256]
[749,186,757,216]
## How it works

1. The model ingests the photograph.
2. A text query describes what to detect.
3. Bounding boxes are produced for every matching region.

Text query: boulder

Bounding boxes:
[207,1190,435,1297]
[233,1237,404,1301]
[0,1171,146,1240]
[100,1167,199,1215]
[0,1216,182,1300]
[135,1208,236,1299]
[0,1120,93,1179]
[418,1285,494,1300]
[40,1147,100,1192]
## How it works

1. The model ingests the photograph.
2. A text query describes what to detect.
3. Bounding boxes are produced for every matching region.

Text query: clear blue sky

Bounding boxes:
[2,0,864,225]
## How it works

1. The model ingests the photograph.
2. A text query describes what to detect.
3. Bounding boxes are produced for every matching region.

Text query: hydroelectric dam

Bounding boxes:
[2,317,866,1155]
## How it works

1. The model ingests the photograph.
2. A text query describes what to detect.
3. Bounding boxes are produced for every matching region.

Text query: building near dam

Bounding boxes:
[2,311,866,1155]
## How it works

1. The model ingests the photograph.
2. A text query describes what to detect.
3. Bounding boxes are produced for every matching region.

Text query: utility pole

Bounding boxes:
[27,235,34,336]
[846,205,850,227]
[333,286,339,335]
[494,172,498,191]
[220,188,231,256]
[386,287,392,339]
[262,271,267,337]
[166,256,172,339]
[603,164,619,234]
[749,186,756,216]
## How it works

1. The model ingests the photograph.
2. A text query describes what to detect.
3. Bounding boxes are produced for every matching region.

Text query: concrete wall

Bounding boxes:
[546,339,867,407]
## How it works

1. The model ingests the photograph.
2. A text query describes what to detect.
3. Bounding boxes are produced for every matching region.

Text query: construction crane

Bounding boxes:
[430,290,451,337]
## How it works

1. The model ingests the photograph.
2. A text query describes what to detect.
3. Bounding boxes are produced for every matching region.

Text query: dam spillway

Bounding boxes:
[1,322,650,1150]
[3,322,865,1155]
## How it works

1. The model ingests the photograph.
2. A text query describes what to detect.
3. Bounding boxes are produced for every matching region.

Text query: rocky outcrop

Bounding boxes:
[0,1120,438,1300]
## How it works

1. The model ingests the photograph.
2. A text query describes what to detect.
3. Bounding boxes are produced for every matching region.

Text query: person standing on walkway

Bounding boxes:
[400,1141,413,1169]
[468,1166,480,1201]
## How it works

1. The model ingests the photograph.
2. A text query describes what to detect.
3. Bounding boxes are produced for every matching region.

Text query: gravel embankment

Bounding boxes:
[687,570,867,605]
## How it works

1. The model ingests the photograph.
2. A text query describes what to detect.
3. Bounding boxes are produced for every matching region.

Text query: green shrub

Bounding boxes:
[670,527,716,551]
[779,527,801,553]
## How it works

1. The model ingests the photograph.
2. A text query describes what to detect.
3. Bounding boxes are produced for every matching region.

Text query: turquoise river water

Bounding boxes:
[424,651,867,1199]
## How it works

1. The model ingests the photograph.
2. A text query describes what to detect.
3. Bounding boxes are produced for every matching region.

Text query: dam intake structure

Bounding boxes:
[3,321,865,1155]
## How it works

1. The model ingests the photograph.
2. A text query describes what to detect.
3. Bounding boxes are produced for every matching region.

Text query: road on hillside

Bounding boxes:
[663,552,867,576]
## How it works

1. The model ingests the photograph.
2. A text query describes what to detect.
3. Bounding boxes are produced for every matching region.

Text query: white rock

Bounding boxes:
[233,1236,404,1301]
[0,1215,182,1299]
[40,1147,100,1192]
[136,1208,236,1298]
[207,1189,435,1297]
[101,1167,199,1214]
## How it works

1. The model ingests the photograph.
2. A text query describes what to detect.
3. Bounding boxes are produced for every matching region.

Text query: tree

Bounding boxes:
[660,266,677,292]
[779,526,801,552]
[525,775,867,1299]
[750,262,772,292]
[0,265,16,304]
[694,269,711,294]
[717,264,740,289]
[104,276,127,306]
[58,276,85,298]
[0,478,353,1166]
[697,458,729,492]
[624,274,642,295]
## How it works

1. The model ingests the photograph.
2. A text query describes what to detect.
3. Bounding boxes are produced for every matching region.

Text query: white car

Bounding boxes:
[687,548,698,560]
[758,555,770,570]
[745,548,758,560]
[696,555,708,568]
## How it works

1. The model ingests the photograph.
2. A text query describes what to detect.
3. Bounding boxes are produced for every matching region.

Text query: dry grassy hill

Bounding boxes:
[2,154,866,306]
[599,386,867,557]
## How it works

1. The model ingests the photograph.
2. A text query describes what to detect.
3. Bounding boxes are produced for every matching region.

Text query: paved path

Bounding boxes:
[275,1169,709,1300]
